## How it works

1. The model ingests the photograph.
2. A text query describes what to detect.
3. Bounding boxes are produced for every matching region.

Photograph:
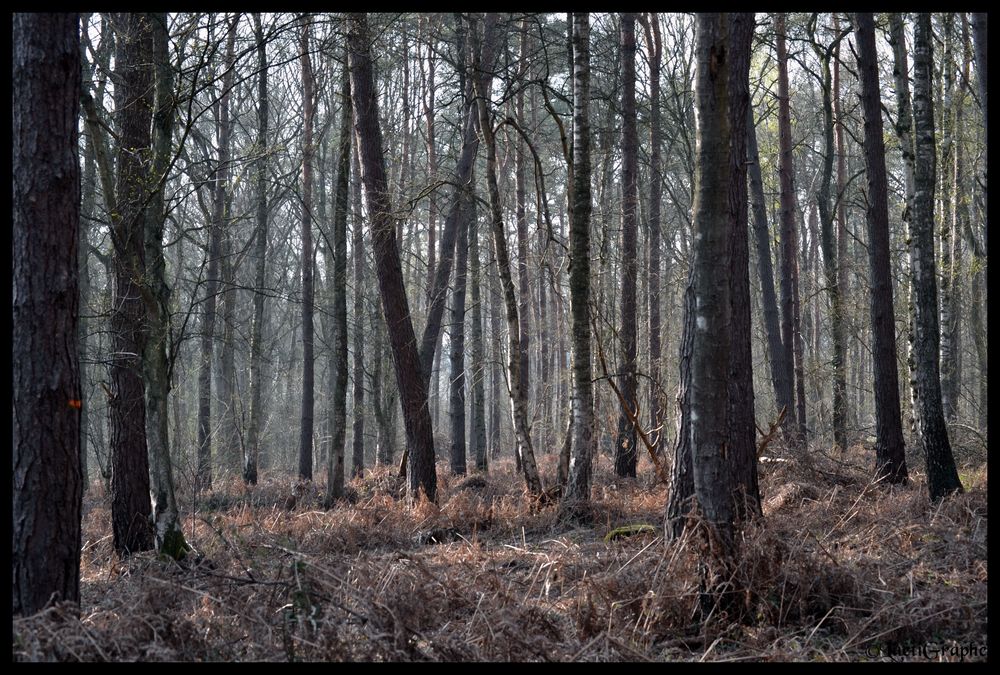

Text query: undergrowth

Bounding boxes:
[13,445,987,662]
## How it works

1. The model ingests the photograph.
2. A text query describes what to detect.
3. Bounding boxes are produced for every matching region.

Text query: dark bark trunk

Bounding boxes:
[299,15,316,481]
[726,13,760,520]
[854,12,909,485]
[666,274,695,540]
[245,13,269,486]
[911,14,964,501]
[110,12,153,554]
[515,19,533,473]
[449,183,471,476]
[468,178,487,473]
[12,11,83,614]
[775,14,803,449]
[325,48,351,507]
[747,107,791,417]
[348,13,437,502]
[614,13,639,478]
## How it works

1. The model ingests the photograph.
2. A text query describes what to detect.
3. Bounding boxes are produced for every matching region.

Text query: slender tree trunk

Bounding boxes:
[351,116,366,479]
[775,13,803,448]
[110,12,153,554]
[812,34,849,451]
[449,181,471,476]
[938,14,959,420]
[514,19,533,474]
[614,13,639,478]
[854,12,908,485]
[475,43,543,497]
[348,12,437,502]
[833,15,852,434]
[299,15,316,481]
[888,13,921,438]
[910,14,964,501]
[143,12,187,558]
[971,13,987,256]
[563,12,595,516]
[324,50,352,507]
[245,13,269,486]
[640,13,664,452]
[468,175,487,473]
[747,107,791,417]
[666,274,695,539]
[12,11,83,615]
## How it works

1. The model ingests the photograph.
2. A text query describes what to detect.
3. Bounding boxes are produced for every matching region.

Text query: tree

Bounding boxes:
[143,12,187,558]
[299,14,317,481]
[109,12,155,554]
[324,42,352,506]
[13,11,83,615]
[909,13,963,501]
[245,12,270,486]
[854,11,908,485]
[348,12,437,502]
[614,12,639,478]
[474,13,543,497]
[775,13,805,447]
[562,12,595,517]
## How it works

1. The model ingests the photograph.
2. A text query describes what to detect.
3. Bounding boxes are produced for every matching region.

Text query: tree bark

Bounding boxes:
[12,11,83,615]
[775,13,804,448]
[348,12,437,502]
[351,112,367,480]
[726,13,760,520]
[854,12,909,485]
[245,12,269,486]
[110,12,154,554]
[911,13,964,501]
[614,13,639,478]
[563,12,595,517]
[325,46,352,507]
[449,181,471,476]
[299,14,316,481]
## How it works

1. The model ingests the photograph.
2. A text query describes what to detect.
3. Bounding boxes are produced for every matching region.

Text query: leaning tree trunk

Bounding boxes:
[245,12,269,486]
[562,12,595,517]
[12,11,83,615]
[475,40,543,497]
[854,12,908,485]
[747,106,792,418]
[910,13,964,501]
[614,13,639,478]
[348,12,437,502]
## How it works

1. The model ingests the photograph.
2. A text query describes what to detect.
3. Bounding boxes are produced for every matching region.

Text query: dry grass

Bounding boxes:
[13,446,987,662]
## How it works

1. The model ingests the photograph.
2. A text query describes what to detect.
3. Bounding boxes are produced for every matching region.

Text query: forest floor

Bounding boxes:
[13,440,987,662]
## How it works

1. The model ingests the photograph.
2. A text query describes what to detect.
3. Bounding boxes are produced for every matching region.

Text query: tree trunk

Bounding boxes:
[854,12,909,485]
[666,274,695,539]
[911,14,964,501]
[563,12,595,517]
[970,13,986,258]
[143,12,187,558]
[640,13,664,452]
[325,47,352,507]
[888,13,921,438]
[348,12,437,502]
[938,14,959,421]
[299,15,316,481]
[726,13,760,520]
[468,175,487,473]
[747,107,791,418]
[245,12,269,486]
[449,181,471,476]
[775,13,803,448]
[515,19,533,472]
[12,11,83,615]
[475,33,543,497]
[110,12,154,554]
[812,30,849,452]
[614,13,639,478]
[351,115,367,479]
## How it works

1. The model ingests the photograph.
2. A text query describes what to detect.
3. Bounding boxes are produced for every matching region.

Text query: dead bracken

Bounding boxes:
[12,449,986,662]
